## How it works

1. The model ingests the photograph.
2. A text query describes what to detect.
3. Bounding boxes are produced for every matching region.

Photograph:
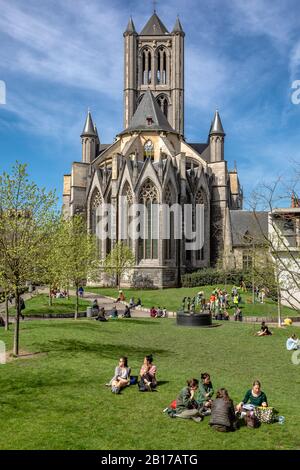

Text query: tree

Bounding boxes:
[103,242,135,288]
[250,174,300,326]
[0,163,57,355]
[57,215,98,319]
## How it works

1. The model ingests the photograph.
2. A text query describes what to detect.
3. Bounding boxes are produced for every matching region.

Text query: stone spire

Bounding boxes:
[124,17,137,36]
[172,16,184,35]
[81,110,97,137]
[209,110,225,136]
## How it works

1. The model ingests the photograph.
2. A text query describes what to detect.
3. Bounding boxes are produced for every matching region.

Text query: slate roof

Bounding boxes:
[188,143,209,159]
[230,210,268,246]
[120,89,175,134]
[140,13,169,36]
[81,111,97,136]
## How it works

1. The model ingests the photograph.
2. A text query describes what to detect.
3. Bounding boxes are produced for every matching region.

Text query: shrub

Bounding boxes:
[181,268,249,288]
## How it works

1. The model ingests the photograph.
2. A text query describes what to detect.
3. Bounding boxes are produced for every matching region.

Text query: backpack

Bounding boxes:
[245,411,260,428]
[254,406,275,424]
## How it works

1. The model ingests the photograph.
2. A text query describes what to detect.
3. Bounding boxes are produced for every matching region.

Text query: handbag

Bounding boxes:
[254,406,275,424]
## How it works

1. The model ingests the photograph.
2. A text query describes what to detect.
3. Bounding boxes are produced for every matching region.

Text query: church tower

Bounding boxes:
[123,12,185,136]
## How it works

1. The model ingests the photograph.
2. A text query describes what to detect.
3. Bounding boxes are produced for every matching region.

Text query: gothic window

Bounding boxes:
[144,139,154,160]
[156,47,167,85]
[195,189,207,261]
[156,94,168,119]
[164,184,175,260]
[90,189,103,255]
[122,182,134,250]
[142,48,152,85]
[138,180,159,260]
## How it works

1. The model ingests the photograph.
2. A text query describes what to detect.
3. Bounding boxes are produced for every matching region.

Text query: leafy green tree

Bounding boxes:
[103,241,135,288]
[57,215,98,319]
[0,163,57,355]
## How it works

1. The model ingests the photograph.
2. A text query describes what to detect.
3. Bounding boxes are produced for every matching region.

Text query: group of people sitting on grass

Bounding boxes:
[50,288,68,299]
[92,300,133,321]
[150,306,168,318]
[169,375,270,431]
[106,355,157,394]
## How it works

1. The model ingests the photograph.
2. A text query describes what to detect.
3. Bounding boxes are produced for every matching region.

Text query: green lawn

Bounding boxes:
[86,285,298,318]
[9,294,91,316]
[0,318,299,450]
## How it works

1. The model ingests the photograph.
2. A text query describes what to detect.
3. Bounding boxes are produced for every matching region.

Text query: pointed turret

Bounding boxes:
[120,89,175,134]
[209,110,225,162]
[124,17,137,36]
[140,12,169,36]
[81,110,97,137]
[81,110,97,163]
[172,16,184,35]
[209,110,225,136]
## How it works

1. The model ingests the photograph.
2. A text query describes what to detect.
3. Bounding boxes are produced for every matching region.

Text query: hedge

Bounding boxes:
[181,268,251,288]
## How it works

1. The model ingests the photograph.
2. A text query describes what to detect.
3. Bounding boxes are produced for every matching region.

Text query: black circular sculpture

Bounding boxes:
[176,311,212,327]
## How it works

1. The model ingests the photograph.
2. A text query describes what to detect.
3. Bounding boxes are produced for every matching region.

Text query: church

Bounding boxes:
[62,12,249,288]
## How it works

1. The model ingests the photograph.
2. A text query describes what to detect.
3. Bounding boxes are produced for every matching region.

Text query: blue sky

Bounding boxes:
[0,0,300,207]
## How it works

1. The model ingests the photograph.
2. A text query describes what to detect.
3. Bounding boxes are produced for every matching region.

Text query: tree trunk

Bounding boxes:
[13,289,20,356]
[75,283,79,320]
[49,286,52,306]
[5,292,9,331]
[277,274,282,328]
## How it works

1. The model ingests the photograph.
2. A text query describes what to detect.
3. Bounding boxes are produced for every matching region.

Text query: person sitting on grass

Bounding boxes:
[138,354,157,391]
[210,388,238,432]
[107,356,131,394]
[150,306,157,318]
[255,321,272,336]
[110,306,118,319]
[162,307,168,318]
[236,380,268,412]
[156,307,163,318]
[92,299,99,316]
[175,379,204,422]
[96,307,107,322]
[286,333,300,350]
[234,307,242,322]
[223,310,230,320]
[136,298,142,307]
[283,317,293,326]
[196,372,214,414]
[128,298,135,308]
[122,305,131,318]
[116,290,125,302]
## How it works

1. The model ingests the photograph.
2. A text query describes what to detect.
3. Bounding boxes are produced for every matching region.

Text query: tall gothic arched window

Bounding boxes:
[90,188,103,256]
[156,47,167,85]
[138,180,159,260]
[156,94,168,119]
[142,48,152,85]
[121,182,134,250]
[195,189,207,261]
[164,184,175,260]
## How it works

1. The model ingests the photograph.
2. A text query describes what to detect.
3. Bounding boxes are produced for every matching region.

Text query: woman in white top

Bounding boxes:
[109,357,131,394]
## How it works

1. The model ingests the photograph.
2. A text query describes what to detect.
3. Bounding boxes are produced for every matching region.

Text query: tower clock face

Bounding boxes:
[144,140,154,153]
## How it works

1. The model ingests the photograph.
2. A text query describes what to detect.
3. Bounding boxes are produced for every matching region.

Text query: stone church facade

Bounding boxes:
[63,12,244,288]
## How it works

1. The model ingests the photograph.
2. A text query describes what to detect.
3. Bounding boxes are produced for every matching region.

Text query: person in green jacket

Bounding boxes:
[196,372,214,414]
[175,379,204,422]
[236,380,268,412]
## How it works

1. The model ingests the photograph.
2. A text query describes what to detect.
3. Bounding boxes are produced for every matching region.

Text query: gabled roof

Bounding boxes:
[120,89,175,134]
[140,12,169,36]
[81,110,97,136]
[209,110,225,136]
[230,210,268,246]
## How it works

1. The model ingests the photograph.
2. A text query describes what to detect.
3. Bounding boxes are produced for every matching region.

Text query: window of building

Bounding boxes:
[243,253,253,271]
[138,180,159,260]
